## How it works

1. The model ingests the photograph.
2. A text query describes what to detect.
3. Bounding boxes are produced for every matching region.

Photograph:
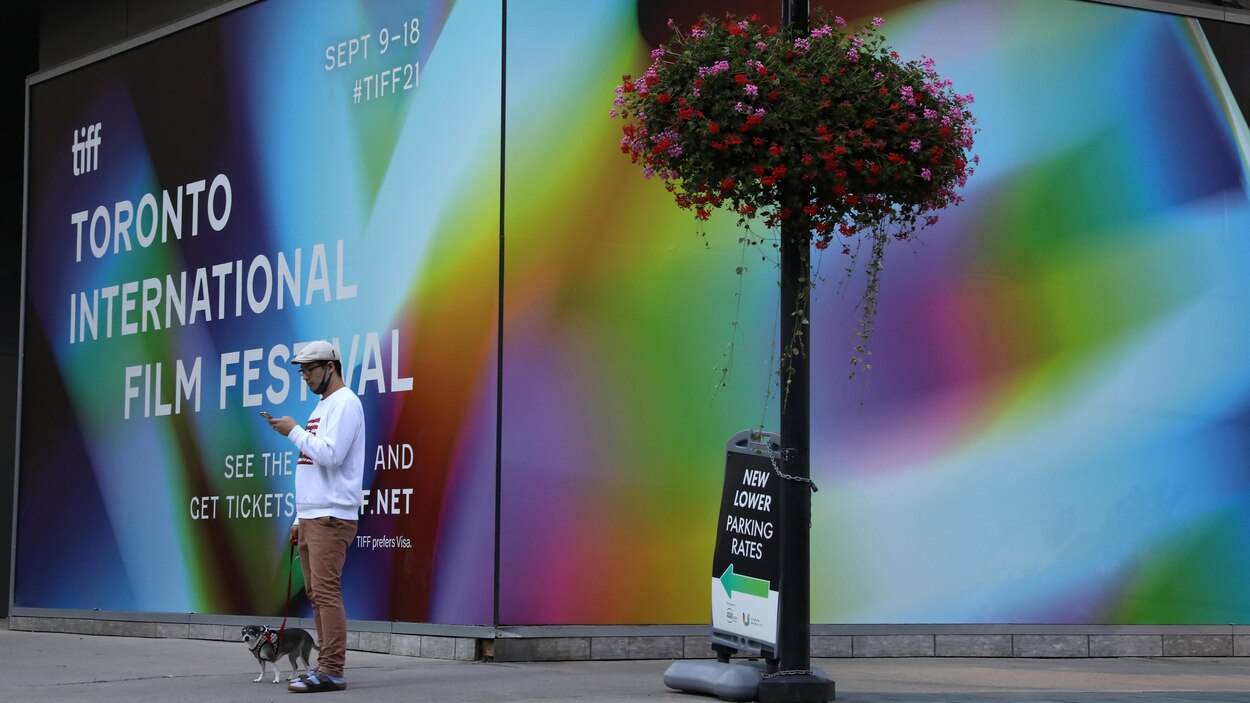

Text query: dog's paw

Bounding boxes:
[252,676,264,683]
[272,676,281,684]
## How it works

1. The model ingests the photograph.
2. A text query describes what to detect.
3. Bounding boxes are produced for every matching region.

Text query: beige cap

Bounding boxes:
[291,340,339,363]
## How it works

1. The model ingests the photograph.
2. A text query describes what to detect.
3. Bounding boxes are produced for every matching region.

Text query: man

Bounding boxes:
[267,340,365,693]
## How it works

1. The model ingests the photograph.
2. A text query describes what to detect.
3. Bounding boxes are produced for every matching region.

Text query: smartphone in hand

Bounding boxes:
[259,411,273,419]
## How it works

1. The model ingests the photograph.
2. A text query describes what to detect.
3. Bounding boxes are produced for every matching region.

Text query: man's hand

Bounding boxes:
[289,522,300,545]
[268,415,298,436]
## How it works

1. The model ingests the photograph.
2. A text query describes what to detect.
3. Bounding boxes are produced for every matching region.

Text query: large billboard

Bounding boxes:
[19,0,502,624]
[18,0,1250,628]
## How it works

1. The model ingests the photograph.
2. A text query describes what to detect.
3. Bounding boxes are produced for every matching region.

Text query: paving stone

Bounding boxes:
[855,635,934,657]
[389,633,421,656]
[358,631,390,653]
[454,637,480,661]
[421,636,457,660]
[494,637,591,662]
[155,623,190,639]
[1163,635,1232,657]
[1089,635,1161,657]
[628,636,683,659]
[683,636,717,659]
[1234,635,1250,657]
[1013,635,1088,658]
[811,635,853,657]
[936,634,1012,657]
[591,636,630,660]
[188,624,225,640]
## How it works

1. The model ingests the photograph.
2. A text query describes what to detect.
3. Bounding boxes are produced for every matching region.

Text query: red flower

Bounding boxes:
[720,177,736,190]
[708,121,720,134]
[734,74,748,84]
[655,93,671,104]
[726,135,743,145]
[865,119,877,129]
[772,165,787,177]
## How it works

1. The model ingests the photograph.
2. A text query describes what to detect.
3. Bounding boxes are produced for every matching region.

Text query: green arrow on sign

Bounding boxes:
[719,564,770,599]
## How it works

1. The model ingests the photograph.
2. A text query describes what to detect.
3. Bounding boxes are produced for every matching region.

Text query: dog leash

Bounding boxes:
[265,541,297,648]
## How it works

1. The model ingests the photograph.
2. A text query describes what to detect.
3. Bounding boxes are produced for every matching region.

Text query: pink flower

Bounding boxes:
[872,17,885,28]
[921,168,932,181]
[834,16,846,27]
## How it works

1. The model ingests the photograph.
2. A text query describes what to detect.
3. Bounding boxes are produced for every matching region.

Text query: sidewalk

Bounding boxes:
[3,621,1250,702]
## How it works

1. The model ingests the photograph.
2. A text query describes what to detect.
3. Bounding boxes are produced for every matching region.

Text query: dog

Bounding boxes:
[241,625,319,684]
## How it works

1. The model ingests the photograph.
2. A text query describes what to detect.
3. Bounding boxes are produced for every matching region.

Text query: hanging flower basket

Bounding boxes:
[612,11,978,371]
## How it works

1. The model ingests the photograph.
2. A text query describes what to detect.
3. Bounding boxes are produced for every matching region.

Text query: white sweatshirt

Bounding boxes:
[287,386,365,521]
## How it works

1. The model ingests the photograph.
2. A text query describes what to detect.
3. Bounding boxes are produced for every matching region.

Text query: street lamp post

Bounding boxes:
[756,2,837,702]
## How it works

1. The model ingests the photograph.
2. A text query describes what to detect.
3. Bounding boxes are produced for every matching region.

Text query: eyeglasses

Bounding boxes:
[299,362,327,377]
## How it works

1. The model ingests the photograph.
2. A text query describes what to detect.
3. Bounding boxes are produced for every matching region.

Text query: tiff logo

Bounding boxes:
[71,123,102,176]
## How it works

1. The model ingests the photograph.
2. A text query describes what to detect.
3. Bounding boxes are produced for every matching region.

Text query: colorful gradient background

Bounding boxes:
[18,0,1250,627]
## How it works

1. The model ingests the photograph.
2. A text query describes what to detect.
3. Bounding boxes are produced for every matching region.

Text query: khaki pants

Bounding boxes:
[297,516,358,677]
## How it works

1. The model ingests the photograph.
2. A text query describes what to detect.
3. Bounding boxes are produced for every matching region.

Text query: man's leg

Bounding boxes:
[296,530,324,671]
[300,516,358,678]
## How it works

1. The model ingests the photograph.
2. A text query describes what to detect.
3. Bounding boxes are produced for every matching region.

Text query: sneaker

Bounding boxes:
[288,670,346,693]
